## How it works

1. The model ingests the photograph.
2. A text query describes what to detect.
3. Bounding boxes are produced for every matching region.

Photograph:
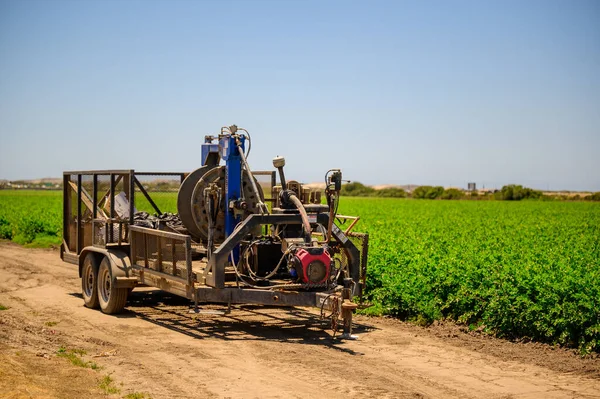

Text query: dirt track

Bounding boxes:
[0,242,599,399]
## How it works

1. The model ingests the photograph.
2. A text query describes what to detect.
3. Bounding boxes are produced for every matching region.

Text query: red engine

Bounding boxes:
[290,247,331,284]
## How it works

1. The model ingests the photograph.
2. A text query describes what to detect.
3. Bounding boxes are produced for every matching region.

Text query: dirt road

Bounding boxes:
[1,242,599,399]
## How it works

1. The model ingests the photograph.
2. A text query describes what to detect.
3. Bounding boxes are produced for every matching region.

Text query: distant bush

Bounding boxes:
[340,182,376,197]
[375,188,407,198]
[441,188,464,200]
[585,192,600,201]
[413,186,444,199]
[497,185,543,201]
[340,182,587,202]
[340,183,407,198]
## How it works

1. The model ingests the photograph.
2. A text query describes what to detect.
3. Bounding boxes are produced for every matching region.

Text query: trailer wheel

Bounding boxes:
[81,254,100,309]
[97,257,128,314]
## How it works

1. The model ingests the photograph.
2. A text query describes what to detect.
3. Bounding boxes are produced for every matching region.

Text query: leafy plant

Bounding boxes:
[98,375,120,395]
[0,215,12,239]
[56,347,99,369]
[342,198,600,353]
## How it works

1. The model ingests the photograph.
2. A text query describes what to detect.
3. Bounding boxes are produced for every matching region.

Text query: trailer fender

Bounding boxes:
[78,247,132,280]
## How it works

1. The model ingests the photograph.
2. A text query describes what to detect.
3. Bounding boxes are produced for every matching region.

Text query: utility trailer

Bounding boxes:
[61,126,369,337]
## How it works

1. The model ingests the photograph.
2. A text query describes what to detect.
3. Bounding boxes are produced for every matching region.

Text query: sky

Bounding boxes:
[0,0,598,191]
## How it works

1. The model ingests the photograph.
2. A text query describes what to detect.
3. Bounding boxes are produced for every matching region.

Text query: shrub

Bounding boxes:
[413,186,444,199]
[340,183,407,198]
[340,182,376,197]
[0,215,12,239]
[375,188,407,198]
[498,185,543,200]
[585,192,600,201]
[441,188,464,200]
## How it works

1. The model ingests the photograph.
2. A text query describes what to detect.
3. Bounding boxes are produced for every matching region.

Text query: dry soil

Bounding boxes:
[0,242,599,399]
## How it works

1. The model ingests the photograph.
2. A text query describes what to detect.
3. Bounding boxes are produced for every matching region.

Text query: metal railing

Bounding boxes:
[129,225,194,287]
[92,218,129,247]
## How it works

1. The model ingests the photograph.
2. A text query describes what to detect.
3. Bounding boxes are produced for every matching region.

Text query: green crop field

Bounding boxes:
[0,190,62,247]
[0,190,180,247]
[1,190,599,352]
[338,198,600,353]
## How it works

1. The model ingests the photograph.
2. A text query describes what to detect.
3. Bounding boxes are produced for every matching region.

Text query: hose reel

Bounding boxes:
[177,166,264,243]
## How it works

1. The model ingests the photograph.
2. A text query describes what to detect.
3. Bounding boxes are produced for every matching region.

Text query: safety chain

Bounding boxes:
[330,296,340,336]
[274,282,329,291]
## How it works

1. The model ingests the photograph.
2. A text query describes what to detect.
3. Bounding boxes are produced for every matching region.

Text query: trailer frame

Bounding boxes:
[61,169,368,337]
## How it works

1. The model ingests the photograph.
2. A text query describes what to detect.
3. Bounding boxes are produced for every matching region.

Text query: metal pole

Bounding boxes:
[76,174,82,254]
[92,174,98,219]
[109,173,115,243]
[63,174,70,251]
[129,170,135,227]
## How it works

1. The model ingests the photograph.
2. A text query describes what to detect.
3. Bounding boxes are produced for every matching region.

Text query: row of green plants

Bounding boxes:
[340,198,600,354]
[340,182,600,201]
[0,191,62,247]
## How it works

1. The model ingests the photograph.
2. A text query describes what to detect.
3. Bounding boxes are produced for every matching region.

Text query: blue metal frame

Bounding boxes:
[201,134,246,262]
[219,135,245,238]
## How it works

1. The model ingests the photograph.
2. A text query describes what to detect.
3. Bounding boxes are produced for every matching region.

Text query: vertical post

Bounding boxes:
[129,170,135,228]
[130,230,136,269]
[186,237,192,285]
[109,174,115,218]
[143,234,149,268]
[360,233,369,302]
[109,173,115,243]
[270,171,276,190]
[342,286,353,337]
[63,174,70,251]
[92,174,98,219]
[76,174,82,254]
[157,235,162,272]
[172,238,177,276]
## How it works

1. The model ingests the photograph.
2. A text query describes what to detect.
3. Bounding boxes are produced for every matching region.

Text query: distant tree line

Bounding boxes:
[340,182,407,198]
[340,182,600,201]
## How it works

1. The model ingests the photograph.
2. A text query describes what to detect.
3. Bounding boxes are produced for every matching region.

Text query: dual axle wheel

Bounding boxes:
[81,254,128,314]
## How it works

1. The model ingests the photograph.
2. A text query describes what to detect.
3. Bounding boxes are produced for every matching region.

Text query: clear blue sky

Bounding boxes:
[0,0,598,191]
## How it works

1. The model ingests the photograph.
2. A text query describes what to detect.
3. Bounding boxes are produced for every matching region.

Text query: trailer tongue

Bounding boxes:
[61,125,369,338]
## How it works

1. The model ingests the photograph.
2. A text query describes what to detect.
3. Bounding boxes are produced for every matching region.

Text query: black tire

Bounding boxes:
[97,257,128,314]
[81,254,100,309]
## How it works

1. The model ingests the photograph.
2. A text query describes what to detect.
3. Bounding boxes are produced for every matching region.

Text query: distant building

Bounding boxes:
[467,182,476,191]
